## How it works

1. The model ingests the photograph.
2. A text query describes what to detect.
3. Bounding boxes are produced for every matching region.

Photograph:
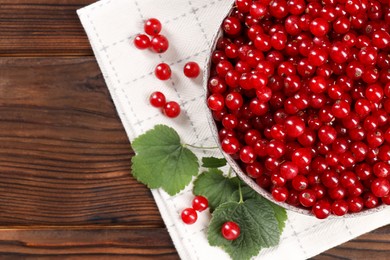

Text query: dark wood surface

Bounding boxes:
[0,1,388,259]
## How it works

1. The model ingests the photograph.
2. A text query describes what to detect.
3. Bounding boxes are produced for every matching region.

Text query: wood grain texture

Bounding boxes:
[0,228,179,259]
[0,1,95,56]
[0,57,163,226]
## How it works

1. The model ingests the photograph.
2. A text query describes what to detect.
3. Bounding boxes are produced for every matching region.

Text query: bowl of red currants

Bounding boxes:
[205,0,390,219]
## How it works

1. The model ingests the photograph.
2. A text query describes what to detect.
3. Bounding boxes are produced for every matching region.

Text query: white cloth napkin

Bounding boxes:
[77,1,390,259]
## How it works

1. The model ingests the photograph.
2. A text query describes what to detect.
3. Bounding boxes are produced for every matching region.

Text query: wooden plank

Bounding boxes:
[314,225,390,260]
[0,227,179,259]
[0,57,163,226]
[0,1,95,56]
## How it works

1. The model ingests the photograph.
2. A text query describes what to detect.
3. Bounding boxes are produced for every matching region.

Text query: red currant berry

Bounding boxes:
[223,17,242,36]
[134,34,151,50]
[284,116,305,138]
[151,35,169,53]
[310,18,330,37]
[321,170,339,189]
[318,126,337,145]
[221,136,240,154]
[269,0,289,19]
[221,221,240,240]
[292,175,309,191]
[225,92,244,110]
[235,0,251,13]
[299,189,316,207]
[332,200,349,216]
[163,101,181,118]
[149,91,166,108]
[291,148,312,167]
[181,208,197,224]
[155,63,171,80]
[280,161,299,180]
[363,192,379,209]
[207,94,225,111]
[371,178,390,198]
[144,18,162,36]
[312,200,331,219]
[240,146,256,164]
[272,186,289,202]
[192,195,209,212]
[183,62,200,78]
[246,162,264,178]
[373,162,390,178]
[348,197,364,213]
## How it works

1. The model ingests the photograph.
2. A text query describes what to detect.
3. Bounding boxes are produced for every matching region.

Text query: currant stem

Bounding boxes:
[184,143,219,150]
[238,182,244,204]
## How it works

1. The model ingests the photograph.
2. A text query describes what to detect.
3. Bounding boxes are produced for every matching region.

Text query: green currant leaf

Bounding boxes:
[193,169,237,211]
[201,157,227,168]
[208,198,280,260]
[131,125,199,196]
[265,201,288,232]
[231,185,288,233]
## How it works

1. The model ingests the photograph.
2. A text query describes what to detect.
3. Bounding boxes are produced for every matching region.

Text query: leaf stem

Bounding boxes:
[184,143,219,150]
[227,167,232,178]
[238,181,244,204]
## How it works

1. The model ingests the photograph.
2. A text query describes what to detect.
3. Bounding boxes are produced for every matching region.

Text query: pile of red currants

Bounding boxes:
[207,0,390,219]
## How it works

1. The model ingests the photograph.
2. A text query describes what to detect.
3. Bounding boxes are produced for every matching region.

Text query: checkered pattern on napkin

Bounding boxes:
[77,1,390,259]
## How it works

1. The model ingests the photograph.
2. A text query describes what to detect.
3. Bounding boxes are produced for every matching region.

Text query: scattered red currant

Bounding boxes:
[192,195,209,212]
[149,91,166,108]
[163,101,181,118]
[144,18,162,36]
[151,35,169,53]
[181,208,197,225]
[155,63,171,81]
[134,34,150,50]
[183,62,201,78]
[221,221,241,240]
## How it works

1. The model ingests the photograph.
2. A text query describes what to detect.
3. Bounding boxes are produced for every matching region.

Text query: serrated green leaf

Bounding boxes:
[231,185,287,232]
[265,201,288,232]
[193,169,237,211]
[208,198,280,260]
[131,125,199,196]
[201,157,227,168]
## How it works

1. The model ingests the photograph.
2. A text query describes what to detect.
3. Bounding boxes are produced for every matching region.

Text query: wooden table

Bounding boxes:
[0,1,388,259]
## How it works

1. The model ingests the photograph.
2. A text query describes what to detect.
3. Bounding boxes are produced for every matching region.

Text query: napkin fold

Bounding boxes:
[77,1,390,259]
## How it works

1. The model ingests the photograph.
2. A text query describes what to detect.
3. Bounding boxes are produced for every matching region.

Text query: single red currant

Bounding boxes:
[144,18,162,36]
[150,35,169,53]
[181,208,197,224]
[149,91,166,108]
[332,200,349,216]
[371,178,390,197]
[155,63,171,80]
[134,34,151,50]
[192,195,209,212]
[312,200,331,219]
[221,136,240,154]
[183,62,200,78]
[162,101,181,118]
[272,186,289,202]
[221,221,241,240]
[299,189,316,207]
[280,161,299,180]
